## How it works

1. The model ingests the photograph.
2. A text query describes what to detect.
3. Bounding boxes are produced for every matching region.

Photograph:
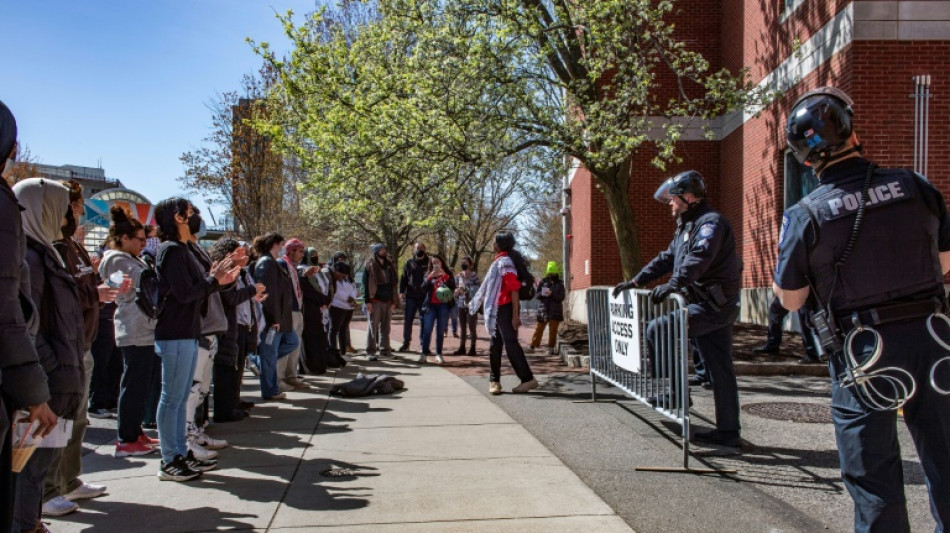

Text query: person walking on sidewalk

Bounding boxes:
[527,261,565,355]
[419,254,456,364]
[469,232,538,395]
[613,171,742,448]
[362,243,398,361]
[452,256,480,356]
[776,87,950,531]
[398,242,429,352]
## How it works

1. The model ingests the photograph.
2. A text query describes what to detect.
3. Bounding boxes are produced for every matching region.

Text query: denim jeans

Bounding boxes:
[117,345,159,443]
[421,303,450,355]
[155,339,199,464]
[257,329,299,399]
[13,447,60,532]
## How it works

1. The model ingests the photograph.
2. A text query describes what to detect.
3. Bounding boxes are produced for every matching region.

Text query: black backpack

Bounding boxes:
[510,251,536,301]
[135,265,163,320]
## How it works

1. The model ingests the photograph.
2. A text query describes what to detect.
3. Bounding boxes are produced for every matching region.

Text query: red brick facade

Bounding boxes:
[568,1,950,309]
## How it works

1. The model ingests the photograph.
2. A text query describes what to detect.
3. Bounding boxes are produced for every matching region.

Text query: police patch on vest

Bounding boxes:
[698,223,715,238]
[818,175,915,221]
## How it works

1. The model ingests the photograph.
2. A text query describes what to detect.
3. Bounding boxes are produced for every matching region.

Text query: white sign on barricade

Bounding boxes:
[607,291,641,373]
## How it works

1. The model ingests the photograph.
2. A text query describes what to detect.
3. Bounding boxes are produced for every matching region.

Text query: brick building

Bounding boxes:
[565,0,949,324]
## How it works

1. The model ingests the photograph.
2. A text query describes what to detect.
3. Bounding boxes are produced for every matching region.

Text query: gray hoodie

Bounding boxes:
[99,249,156,347]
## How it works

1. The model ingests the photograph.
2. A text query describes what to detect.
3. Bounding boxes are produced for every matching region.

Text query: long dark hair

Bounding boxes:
[428,253,453,278]
[108,205,144,249]
[154,197,190,242]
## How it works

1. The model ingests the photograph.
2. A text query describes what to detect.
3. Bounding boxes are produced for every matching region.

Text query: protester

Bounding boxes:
[527,261,565,355]
[362,243,398,361]
[252,233,299,402]
[154,198,237,481]
[96,205,160,460]
[209,238,265,422]
[0,101,58,532]
[12,178,85,531]
[420,254,456,364]
[278,239,309,389]
[398,242,429,352]
[452,256,480,356]
[328,262,358,361]
[299,248,335,373]
[88,300,121,420]
[469,233,538,395]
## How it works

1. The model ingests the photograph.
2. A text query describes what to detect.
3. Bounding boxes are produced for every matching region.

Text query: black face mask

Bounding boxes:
[416,250,426,259]
[187,213,202,235]
[461,263,469,271]
[61,208,77,240]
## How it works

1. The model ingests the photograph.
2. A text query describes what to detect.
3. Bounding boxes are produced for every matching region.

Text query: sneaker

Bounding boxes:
[417,353,427,363]
[342,354,353,362]
[379,352,396,359]
[247,359,261,376]
[688,375,708,386]
[693,429,742,448]
[397,343,410,352]
[367,354,378,361]
[158,455,202,481]
[264,392,286,401]
[187,438,219,461]
[191,430,228,450]
[41,496,78,517]
[88,407,115,419]
[752,343,780,354]
[346,345,357,354]
[185,449,218,472]
[115,439,156,458]
[511,379,539,394]
[797,355,821,364]
[435,354,445,364]
[63,481,106,501]
[138,433,160,447]
[489,382,503,395]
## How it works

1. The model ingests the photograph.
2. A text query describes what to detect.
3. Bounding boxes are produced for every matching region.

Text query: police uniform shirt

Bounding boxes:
[774,157,950,312]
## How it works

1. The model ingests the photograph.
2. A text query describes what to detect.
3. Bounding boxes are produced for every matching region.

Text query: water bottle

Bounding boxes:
[265,327,277,346]
[107,270,124,289]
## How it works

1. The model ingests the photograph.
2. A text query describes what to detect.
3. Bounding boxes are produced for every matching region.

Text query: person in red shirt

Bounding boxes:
[419,254,456,364]
[469,232,538,395]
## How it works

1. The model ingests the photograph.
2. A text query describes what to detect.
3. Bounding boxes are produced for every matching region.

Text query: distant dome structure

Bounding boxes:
[82,188,153,251]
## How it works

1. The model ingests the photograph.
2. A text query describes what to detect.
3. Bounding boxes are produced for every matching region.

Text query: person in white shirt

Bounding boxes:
[328,262,358,360]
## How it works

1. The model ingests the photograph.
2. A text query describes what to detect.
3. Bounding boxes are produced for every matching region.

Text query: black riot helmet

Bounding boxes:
[786,87,854,166]
[654,170,706,206]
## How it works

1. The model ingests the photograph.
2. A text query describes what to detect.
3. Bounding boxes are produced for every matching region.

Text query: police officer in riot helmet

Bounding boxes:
[613,170,743,447]
[775,86,950,531]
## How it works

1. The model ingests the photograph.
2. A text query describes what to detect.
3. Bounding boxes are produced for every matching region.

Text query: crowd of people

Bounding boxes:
[0,96,563,533]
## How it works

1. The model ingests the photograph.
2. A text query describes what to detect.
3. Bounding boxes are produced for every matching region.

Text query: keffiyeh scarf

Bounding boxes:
[468,255,516,338]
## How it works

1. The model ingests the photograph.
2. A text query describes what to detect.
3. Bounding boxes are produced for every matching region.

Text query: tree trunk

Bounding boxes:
[597,161,643,281]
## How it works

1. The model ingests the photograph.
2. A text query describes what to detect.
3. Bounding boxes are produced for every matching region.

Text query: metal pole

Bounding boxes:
[924,75,931,177]
[913,76,920,172]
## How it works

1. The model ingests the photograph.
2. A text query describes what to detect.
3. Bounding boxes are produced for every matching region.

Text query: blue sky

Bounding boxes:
[4,0,316,218]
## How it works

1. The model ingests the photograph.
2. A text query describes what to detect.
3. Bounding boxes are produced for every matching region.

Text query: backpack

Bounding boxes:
[510,251,536,301]
[135,265,163,320]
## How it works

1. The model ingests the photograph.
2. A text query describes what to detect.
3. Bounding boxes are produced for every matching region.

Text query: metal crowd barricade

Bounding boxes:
[585,286,731,474]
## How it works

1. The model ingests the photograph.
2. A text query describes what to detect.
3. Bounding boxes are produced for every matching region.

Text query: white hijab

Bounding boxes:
[12,177,70,267]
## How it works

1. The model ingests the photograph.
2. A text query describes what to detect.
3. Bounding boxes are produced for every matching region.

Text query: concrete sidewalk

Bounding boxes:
[47,332,633,532]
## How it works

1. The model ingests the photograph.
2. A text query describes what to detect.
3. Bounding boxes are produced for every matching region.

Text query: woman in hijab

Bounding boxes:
[299,248,334,373]
[11,178,85,531]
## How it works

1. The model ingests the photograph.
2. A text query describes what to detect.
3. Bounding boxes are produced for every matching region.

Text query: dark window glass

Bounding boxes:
[784,150,818,208]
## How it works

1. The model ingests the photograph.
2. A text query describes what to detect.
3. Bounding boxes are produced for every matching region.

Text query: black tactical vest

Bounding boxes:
[800,166,943,313]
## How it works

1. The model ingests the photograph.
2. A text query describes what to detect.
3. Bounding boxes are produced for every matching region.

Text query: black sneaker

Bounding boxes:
[185,450,218,472]
[88,408,115,419]
[397,343,410,352]
[688,375,708,386]
[158,455,202,481]
[693,429,742,448]
[752,343,780,354]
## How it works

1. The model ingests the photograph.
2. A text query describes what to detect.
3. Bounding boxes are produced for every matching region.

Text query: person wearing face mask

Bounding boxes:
[398,242,430,353]
[252,232,298,401]
[11,178,86,532]
[453,256,481,356]
[419,254,456,364]
[141,224,160,268]
[362,244,399,361]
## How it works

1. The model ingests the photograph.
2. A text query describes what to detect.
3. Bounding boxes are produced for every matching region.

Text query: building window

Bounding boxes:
[783,150,817,208]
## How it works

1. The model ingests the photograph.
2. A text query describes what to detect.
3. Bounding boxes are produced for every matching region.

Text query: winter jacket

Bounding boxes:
[54,237,99,351]
[454,271,481,308]
[99,250,156,347]
[254,255,294,331]
[0,182,49,409]
[363,249,398,303]
[399,255,430,301]
[536,275,566,322]
[26,239,85,418]
[215,273,259,366]
[155,240,219,341]
[420,273,456,312]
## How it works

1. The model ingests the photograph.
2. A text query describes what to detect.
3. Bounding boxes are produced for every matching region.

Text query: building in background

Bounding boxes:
[34,163,125,199]
[566,0,948,325]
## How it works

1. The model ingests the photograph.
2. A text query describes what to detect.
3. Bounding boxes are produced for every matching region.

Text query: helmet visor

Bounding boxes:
[653,178,676,204]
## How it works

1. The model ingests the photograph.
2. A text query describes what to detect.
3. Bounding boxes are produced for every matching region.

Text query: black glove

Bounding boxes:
[650,283,675,303]
[612,280,636,298]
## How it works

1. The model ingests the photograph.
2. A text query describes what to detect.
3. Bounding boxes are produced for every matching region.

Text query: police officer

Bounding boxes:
[613,170,743,447]
[775,86,950,531]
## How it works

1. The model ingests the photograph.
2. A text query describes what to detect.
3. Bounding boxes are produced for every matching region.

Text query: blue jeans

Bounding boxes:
[421,303,450,355]
[154,339,199,464]
[257,329,299,398]
[13,448,59,532]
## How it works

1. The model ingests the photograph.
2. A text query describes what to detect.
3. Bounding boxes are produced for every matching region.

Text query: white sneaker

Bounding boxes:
[192,430,228,450]
[63,481,107,501]
[435,354,445,364]
[187,438,220,460]
[41,496,78,517]
[367,354,378,361]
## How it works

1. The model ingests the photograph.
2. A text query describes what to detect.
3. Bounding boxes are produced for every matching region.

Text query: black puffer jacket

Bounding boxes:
[26,239,85,418]
[537,275,566,322]
[215,272,259,367]
[254,255,294,331]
